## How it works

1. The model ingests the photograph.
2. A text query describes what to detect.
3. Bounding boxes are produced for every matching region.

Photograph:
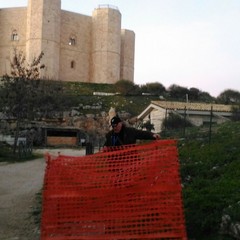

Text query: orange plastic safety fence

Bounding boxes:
[41,140,187,240]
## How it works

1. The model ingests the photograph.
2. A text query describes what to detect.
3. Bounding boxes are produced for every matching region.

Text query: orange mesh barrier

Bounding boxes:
[41,140,187,240]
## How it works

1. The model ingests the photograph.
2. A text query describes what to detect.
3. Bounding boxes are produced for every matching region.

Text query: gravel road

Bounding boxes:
[0,148,86,240]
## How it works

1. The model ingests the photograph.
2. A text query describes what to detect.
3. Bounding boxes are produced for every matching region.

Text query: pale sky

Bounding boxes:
[1,0,240,97]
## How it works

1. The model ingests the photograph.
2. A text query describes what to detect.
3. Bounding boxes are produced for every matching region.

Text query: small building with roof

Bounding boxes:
[42,127,87,147]
[137,101,233,133]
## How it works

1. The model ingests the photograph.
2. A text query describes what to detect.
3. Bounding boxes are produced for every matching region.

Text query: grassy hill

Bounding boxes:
[179,121,240,239]
[63,82,161,116]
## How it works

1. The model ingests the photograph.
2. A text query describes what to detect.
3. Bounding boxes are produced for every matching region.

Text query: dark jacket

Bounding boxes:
[104,125,155,147]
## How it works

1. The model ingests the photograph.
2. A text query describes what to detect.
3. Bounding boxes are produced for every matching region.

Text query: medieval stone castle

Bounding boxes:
[0,0,135,84]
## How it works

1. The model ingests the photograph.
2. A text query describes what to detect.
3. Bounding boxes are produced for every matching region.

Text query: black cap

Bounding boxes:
[111,116,122,126]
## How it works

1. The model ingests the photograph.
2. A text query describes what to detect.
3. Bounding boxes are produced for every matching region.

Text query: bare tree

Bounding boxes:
[0,48,64,153]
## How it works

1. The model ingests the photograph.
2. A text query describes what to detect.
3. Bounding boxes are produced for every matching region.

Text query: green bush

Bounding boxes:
[162,113,193,129]
[179,121,240,239]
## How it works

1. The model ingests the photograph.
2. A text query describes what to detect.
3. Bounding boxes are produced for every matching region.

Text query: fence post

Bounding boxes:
[209,106,213,144]
[85,142,93,155]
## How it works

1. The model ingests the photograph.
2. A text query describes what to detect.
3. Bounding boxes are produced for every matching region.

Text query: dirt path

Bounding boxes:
[0,149,86,240]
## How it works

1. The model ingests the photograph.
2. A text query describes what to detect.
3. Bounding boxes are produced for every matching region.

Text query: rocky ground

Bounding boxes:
[0,148,85,240]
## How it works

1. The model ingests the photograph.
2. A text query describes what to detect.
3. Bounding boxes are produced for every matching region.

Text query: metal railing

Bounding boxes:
[97,4,119,11]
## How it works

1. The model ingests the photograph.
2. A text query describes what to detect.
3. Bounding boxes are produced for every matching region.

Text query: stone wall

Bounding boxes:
[0,8,27,75]
[59,11,92,83]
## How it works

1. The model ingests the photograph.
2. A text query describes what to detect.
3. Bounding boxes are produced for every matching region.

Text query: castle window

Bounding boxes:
[11,30,19,41]
[69,37,76,46]
[71,60,75,69]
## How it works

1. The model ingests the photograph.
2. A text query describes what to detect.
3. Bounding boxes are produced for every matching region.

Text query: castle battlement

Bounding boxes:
[97,4,119,11]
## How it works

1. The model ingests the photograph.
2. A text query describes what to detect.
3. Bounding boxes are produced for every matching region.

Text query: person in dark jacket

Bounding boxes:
[104,116,160,147]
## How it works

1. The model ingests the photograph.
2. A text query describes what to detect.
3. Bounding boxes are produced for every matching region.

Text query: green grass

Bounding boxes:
[0,144,42,163]
[179,121,240,239]
[32,191,42,225]
[63,81,159,116]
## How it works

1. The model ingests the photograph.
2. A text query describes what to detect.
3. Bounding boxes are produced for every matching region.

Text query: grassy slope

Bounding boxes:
[179,121,240,239]
[64,82,159,116]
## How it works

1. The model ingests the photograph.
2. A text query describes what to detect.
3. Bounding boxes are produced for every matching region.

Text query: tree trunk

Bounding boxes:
[13,120,20,154]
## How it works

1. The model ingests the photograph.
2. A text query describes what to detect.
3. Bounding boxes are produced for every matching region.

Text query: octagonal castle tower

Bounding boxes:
[26,0,61,80]
[92,7,121,84]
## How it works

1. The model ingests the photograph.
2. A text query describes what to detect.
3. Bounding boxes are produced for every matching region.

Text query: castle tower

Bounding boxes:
[120,29,135,82]
[26,0,61,80]
[91,6,121,84]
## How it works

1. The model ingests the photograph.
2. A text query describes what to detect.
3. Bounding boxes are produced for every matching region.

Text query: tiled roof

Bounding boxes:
[151,101,233,112]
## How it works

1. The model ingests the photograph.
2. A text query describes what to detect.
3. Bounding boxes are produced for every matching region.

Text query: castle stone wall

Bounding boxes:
[0,8,27,75]
[92,7,121,84]
[59,11,92,82]
[120,29,135,81]
[0,2,135,84]
[26,0,61,80]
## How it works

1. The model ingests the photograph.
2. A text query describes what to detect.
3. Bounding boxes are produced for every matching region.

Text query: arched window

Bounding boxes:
[70,60,75,69]
[12,30,19,41]
[69,36,76,46]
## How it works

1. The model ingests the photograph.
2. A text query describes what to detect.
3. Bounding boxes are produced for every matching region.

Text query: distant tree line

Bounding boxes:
[115,79,240,104]
[115,80,240,123]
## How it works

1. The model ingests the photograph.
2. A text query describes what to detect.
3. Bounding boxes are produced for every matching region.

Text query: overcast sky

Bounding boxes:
[1,0,240,97]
